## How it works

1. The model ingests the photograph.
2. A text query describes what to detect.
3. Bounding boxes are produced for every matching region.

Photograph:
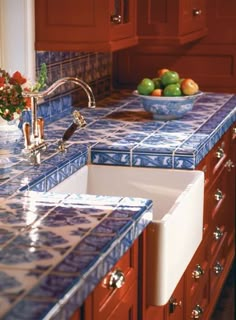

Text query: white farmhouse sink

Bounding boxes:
[51,164,204,306]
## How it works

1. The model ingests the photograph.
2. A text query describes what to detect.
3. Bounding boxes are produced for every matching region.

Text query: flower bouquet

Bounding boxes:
[0,64,47,147]
[0,63,47,121]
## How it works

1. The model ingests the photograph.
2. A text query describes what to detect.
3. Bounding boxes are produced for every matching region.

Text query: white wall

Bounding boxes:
[0,0,35,81]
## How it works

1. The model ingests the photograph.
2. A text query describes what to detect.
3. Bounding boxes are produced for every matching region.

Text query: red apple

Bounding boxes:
[181,78,199,95]
[151,88,163,96]
[157,68,169,77]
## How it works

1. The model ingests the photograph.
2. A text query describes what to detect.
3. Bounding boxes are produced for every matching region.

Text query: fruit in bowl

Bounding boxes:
[134,68,202,120]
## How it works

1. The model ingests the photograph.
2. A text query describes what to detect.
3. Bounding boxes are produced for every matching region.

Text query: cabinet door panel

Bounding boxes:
[35,0,137,51]
[186,280,209,319]
[82,239,138,320]
[137,0,207,44]
[36,0,108,43]
[111,0,137,40]
[180,0,207,35]
[107,281,138,320]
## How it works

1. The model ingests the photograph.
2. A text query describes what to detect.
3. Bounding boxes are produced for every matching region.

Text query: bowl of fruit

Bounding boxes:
[134,69,203,120]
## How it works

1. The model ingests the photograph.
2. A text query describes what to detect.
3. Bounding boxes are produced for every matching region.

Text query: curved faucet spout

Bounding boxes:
[24,77,96,108]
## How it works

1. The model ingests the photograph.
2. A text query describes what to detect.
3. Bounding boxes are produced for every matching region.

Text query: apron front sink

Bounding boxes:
[51,164,204,305]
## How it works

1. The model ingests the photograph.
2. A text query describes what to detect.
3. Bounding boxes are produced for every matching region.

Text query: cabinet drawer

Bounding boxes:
[209,235,228,297]
[180,0,207,35]
[105,281,138,320]
[208,204,228,260]
[186,279,209,319]
[204,167,228,226]
[209,130,230,180]
[185,239,209,301]
[91,239,138,319]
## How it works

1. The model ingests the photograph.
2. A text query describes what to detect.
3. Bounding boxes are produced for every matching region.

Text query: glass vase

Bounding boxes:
[0,116,23,144]
[0,116,23,180]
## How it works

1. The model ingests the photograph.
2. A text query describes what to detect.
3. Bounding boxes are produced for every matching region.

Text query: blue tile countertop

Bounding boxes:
[0,90,236,319]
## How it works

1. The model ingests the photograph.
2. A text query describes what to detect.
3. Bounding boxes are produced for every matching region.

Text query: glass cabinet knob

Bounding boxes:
[110,14,122,24]
[192,8,202,16]
[191,304,203,318]
[215,147,225,159]
[108,269,125,288]
[213,226,224,240]
[214,188,223,201]
[192,264,204,279]
[213,261,223,275]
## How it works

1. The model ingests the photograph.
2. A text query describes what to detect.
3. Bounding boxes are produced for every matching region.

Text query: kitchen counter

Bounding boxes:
[0,91,235,319]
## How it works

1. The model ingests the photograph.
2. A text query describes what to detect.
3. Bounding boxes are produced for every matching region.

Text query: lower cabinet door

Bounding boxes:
[106,281,138,320]
[186,280,209,319]
[84,239,138,320]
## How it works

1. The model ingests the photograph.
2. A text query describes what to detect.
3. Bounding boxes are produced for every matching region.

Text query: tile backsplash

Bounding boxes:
[27,51,113,124]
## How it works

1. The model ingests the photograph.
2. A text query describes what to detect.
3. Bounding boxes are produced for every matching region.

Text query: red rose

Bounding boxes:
[11,71,27,85]
[0,76,5,87]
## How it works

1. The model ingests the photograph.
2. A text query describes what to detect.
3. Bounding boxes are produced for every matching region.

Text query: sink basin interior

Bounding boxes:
[50,164,204,305]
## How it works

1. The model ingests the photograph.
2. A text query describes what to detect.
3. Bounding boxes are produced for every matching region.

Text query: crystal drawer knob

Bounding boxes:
[110,14,122,24]
[213,227,224,240]
[191,304,203,318]
[192,264,204,279]
[214,188,223,201]
[215,147,225,159]
[225,159,235,172]
[108,269,125,289]
[193,8,202,16]
[214,261,223,275]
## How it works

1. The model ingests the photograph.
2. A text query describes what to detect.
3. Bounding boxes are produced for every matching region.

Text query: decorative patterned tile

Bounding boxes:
[0,90,235,319]
[0,268,43,295]
[2,299,57,320]
[0,244,63,270]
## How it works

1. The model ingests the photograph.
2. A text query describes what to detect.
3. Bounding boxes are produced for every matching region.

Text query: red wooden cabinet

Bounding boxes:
[140,125,235,320]
[187,124,235,319]
[137,0,207,45]
[35,0,138,52]
[83,238,138,320]
[70,125,235,320]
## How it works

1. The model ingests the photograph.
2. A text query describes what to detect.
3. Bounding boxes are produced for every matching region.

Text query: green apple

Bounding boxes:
[161,71,180,86]
[163,84,182,96]
[137,78,155,95]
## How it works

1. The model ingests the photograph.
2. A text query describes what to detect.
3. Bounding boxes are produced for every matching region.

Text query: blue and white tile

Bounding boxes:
[0,245,63,270]
[0,268,43,295]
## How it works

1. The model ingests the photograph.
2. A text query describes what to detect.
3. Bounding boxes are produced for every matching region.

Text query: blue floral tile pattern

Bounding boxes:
[0,189,152,319]
[0,90,235,319]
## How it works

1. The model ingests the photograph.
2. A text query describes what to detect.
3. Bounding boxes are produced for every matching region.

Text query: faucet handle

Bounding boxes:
[37,117,45,142]
[73,110,86,127]
[58,110,86,152]
[62,110,86,142]
[23,122,31,149]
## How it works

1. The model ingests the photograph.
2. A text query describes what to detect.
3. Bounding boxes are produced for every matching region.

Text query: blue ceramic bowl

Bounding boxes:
[133,90,203,120]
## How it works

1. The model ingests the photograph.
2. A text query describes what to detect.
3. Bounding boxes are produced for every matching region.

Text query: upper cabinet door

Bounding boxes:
[35,0,138,52]
[137,0,208,45]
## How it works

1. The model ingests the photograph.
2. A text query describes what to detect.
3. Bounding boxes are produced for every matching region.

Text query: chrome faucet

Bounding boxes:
[22,77,96,164]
